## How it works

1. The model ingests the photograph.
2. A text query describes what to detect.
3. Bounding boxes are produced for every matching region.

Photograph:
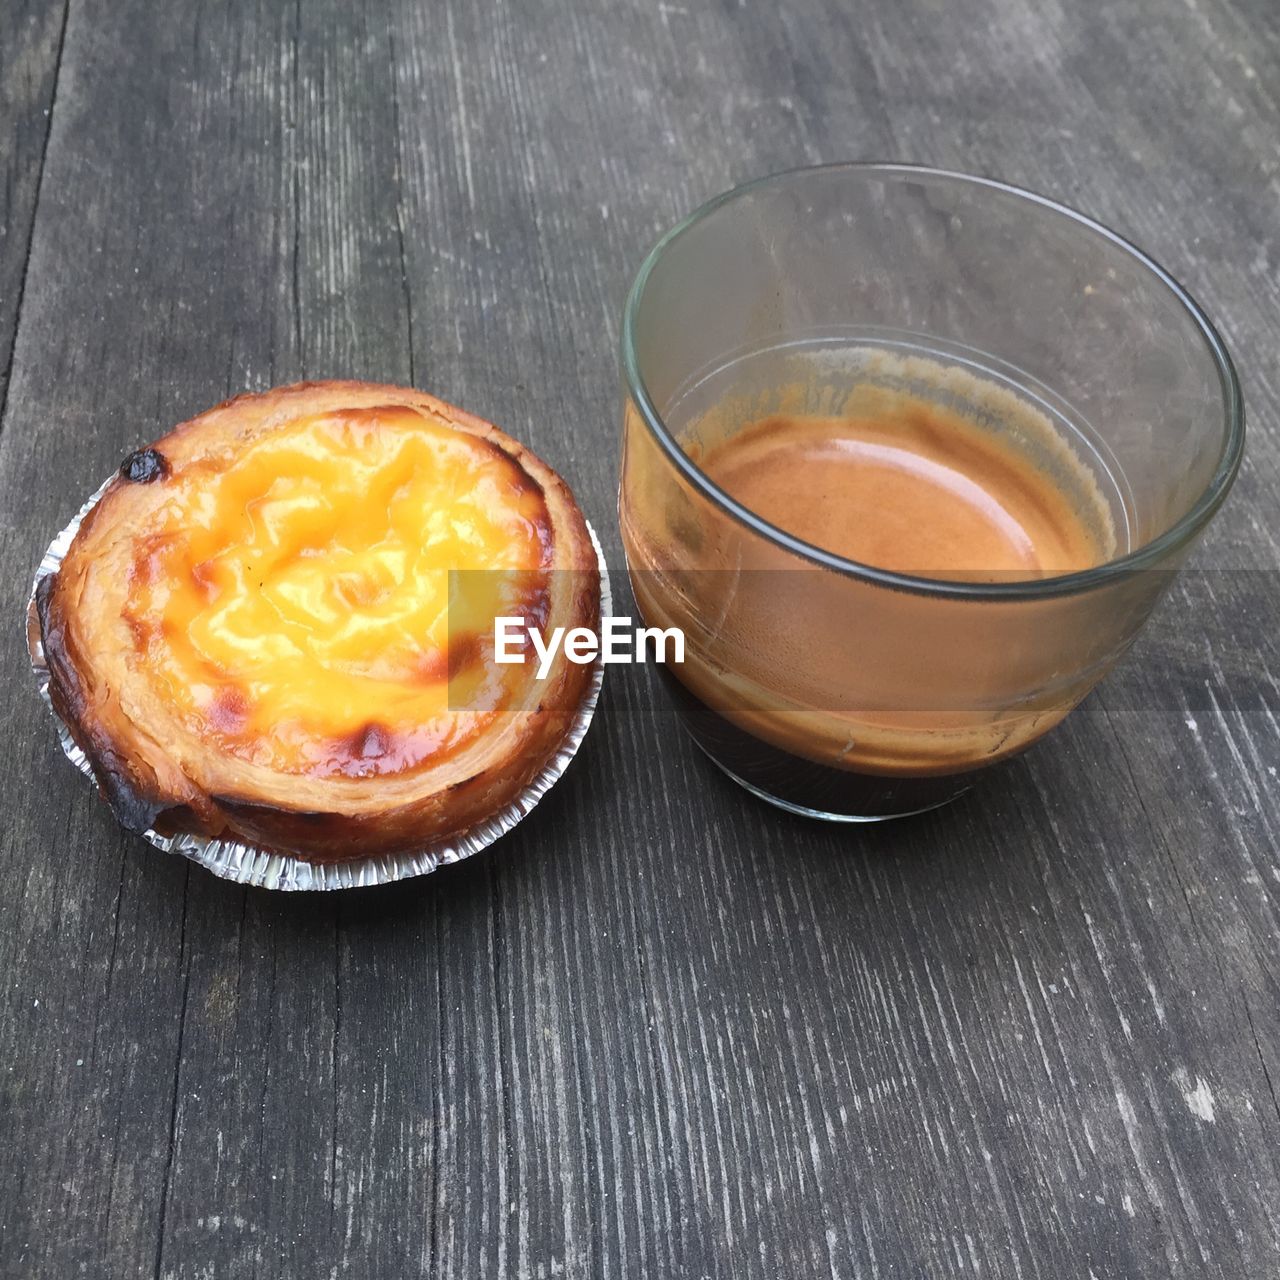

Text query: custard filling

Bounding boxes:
[120,406,551,777]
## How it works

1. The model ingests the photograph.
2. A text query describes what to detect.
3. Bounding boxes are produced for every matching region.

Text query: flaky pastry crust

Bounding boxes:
[35,381,599,862]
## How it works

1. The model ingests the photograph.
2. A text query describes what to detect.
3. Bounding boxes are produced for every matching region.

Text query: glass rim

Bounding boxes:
[620,161,1246,601]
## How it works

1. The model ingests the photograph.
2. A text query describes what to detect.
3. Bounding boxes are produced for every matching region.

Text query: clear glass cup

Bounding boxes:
[618,163,1244,821]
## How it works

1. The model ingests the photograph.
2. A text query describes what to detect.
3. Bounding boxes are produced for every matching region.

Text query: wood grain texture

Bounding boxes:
[0,0,68,413]
[0,0,1277,1276]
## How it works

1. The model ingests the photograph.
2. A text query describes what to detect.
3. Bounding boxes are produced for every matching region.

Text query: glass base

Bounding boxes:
[659,667,975,822]
[694,739,968,823]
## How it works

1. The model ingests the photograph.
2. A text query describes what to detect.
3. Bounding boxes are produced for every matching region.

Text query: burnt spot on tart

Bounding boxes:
[315,722,406,780]
[120,447,169,484]
[96,757,169,835]
[352,722,392,760]
[446,631,483,681]
[207,686,250,734]
[39,575,171,834]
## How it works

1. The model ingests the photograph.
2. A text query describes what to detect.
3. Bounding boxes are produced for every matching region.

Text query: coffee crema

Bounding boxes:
[698,399,1111,581]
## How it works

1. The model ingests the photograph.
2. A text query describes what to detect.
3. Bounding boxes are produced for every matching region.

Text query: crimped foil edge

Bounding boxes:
[26,482,610,891]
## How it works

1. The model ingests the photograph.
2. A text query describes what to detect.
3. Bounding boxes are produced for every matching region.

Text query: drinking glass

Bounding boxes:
[618,163,1244,820]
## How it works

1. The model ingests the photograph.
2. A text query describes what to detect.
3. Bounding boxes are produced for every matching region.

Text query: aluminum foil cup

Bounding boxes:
[26,478,610,891]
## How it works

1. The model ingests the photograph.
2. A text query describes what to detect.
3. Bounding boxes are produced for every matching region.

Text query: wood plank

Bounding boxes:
[0,0,1276,1276]
[0,0,302,1270]
[0,0,69,410]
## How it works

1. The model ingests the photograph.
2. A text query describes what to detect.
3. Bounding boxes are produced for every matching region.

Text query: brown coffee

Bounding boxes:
[620,355,1125,815]
[699,401,1109,580]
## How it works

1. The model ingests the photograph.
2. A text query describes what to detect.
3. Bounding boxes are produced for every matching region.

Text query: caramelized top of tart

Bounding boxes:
[118,405,553,779]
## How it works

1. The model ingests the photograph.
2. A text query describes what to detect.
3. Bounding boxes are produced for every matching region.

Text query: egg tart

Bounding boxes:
[36,381,600,862]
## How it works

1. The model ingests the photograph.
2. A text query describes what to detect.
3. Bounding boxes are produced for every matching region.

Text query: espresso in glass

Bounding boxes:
[620,166,1242,821]
[623,349,1134,817]
[646,361,1116,813]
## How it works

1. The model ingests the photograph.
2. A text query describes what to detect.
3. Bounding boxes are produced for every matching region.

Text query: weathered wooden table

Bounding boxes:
[3,0,1277,1275]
